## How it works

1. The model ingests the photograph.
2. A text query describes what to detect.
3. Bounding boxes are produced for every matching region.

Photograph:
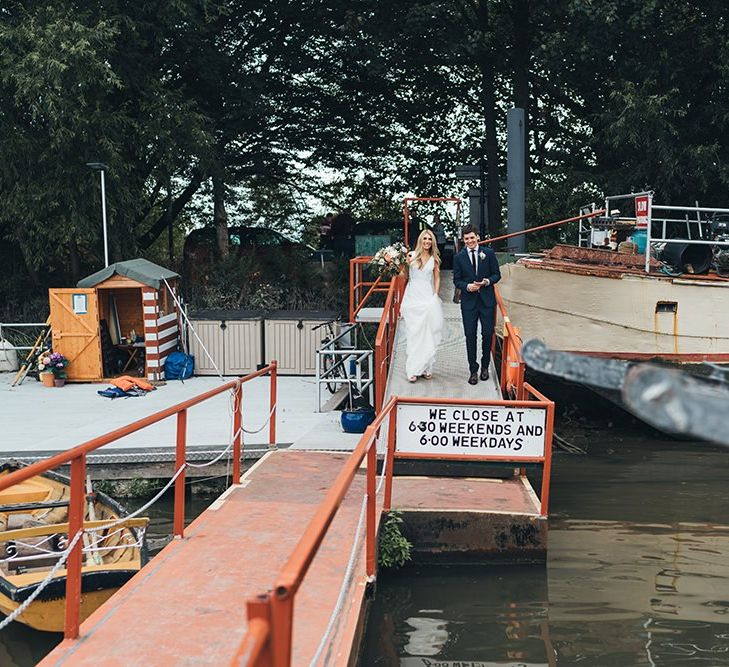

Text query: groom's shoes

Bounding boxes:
[468,371,478,385]
[480,366,489,381]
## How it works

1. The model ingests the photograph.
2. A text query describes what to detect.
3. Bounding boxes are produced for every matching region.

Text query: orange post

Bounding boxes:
[269,361,277,446]
[539,400,555,516]
[233,385,242,484]
[366,443,376,577]
[384,404,397,511]
[270,593,294,667]
[231,594,272,667]
[174,409,187,538]
[64,454,86,639]
[349,259,355,323]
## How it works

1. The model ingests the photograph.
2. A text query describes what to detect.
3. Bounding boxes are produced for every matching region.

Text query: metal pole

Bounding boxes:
[100,170,109,268]
[174,410,187,538]
[507,108,526,253]
[479,158,486,238]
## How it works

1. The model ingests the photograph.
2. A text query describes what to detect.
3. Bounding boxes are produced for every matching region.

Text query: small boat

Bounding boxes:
[0,461,148,632]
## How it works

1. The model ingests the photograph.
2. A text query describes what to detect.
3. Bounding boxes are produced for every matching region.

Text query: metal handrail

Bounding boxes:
[494,287,526,399]
[481,209,605,247]
[0,361,278,640]
[348,257,392,323]
[231,390,554,666]
[374,276,404,411]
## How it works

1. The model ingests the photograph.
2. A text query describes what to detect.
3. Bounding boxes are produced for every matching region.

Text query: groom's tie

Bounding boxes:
[470,249,477,274]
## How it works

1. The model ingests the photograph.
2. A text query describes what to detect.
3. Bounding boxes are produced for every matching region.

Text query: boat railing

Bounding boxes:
[230,390,554,666]
[586,191,729,273]
[374,275,405,411]
[0,361,278,640]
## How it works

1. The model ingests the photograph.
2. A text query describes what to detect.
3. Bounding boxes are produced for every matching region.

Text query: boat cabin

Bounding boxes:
[48,259,181,382]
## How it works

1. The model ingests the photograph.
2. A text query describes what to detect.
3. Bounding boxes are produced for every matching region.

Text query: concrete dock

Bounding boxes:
[0,373,356,469]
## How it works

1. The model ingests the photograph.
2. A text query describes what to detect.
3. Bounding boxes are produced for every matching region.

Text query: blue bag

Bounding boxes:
[164,351,194,381]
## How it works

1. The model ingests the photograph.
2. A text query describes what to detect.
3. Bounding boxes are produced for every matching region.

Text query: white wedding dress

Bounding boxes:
[400,255,444,378]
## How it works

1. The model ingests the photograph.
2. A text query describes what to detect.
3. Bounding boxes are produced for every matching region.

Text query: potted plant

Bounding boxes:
[39,352,69,387]
[340,386,375,434]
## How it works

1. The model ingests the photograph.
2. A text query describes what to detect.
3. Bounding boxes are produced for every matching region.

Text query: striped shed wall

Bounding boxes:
[142,286,180,381]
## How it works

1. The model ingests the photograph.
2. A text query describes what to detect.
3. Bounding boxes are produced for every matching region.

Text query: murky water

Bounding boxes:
[0,494,212,666]
[360,425,729,666]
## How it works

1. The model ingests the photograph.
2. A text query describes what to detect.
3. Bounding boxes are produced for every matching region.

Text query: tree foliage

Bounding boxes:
[3,0,729,303]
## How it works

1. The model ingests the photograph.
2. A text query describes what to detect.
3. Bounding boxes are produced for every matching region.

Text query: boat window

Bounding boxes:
[655,301,678,313]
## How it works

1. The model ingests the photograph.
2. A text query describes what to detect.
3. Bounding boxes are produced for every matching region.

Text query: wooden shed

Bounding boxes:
[49,259,182,382]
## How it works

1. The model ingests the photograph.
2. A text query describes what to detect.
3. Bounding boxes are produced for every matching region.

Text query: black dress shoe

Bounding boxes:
[468,372,478,385]
[480,367,489,381]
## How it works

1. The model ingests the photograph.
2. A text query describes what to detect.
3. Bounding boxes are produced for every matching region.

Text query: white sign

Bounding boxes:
[396,403,546,459]
[72,293,88,315]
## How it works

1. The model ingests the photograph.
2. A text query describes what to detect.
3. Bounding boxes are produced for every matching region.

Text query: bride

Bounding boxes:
[400,229,444,382]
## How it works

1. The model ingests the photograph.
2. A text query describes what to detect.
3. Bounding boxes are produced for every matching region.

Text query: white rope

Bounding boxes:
[241,404,277,435]
[309,424,391,667]
[163,278,224,381]
[0,529,84,631]
[185,430,238,469]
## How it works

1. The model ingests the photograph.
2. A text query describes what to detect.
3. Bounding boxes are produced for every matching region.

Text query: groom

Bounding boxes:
[453,225,501,385]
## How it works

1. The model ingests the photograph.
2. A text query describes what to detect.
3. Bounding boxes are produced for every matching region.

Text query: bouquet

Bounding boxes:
[38,351,70,379]
[370,242,409,279]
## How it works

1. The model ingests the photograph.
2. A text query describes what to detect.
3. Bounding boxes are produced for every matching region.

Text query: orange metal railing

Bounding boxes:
[494,287,526,400]
[0,362,278,640]
[231,389,554,666]
[374,275,405,411]
[481,208,605,247]
[348,257,393,323]
[232,396,396,666]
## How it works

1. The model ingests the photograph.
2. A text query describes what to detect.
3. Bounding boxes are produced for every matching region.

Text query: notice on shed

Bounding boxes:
[396,403,546,459]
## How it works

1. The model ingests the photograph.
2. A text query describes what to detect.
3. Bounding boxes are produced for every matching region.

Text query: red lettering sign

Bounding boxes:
[635,195,649,229]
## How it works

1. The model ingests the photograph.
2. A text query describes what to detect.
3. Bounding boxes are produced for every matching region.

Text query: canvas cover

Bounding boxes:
[77,258,179,290]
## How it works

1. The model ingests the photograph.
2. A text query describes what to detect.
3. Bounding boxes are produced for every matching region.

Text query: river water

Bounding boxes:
[360,422,729,666]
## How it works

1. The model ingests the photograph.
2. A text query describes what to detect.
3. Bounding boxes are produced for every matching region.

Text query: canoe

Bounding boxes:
[0,461,148,632]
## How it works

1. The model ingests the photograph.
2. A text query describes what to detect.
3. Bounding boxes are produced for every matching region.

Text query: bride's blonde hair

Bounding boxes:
[411,229,441,268]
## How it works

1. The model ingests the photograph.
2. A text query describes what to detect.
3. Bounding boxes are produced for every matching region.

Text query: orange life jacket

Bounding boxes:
[110,375,155,392]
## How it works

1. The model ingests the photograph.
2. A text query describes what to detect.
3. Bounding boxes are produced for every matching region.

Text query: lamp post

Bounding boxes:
[86,162,109,268]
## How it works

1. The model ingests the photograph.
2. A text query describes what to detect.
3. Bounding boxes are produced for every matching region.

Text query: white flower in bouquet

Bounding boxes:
[370,242,409,278]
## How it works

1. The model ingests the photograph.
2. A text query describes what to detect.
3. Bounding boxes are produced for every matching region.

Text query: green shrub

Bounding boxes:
[378,510,412,569]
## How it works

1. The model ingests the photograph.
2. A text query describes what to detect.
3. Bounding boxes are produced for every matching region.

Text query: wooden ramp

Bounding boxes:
[385,270,502,403]
[39,451,370,667]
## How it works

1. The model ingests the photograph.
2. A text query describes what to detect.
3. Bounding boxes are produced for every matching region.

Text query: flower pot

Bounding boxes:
[40,372,54,388]
[341,408,376,434]
[54,378,66,388]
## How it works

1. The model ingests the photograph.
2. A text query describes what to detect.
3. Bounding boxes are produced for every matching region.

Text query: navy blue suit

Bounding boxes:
[453,245,501,373]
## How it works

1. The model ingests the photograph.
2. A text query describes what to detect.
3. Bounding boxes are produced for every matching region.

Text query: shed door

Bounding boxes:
[48,288,102,380]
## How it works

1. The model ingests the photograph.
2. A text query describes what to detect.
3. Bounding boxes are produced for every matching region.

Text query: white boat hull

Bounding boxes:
[498,261,729,362]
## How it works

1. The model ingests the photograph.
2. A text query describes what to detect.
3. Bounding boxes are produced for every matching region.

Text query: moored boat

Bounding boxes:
[0,462,148,632]
[498,192,729,364]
